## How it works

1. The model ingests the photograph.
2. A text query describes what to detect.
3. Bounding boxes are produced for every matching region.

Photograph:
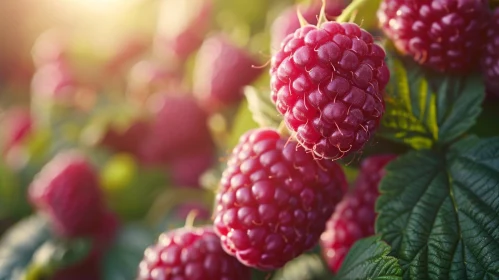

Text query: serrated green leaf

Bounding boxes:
[336,0,381,29]
[244,86,281,129]
[380,56,484,149]
[0,216,51,280]
[335,236,402,280]
[376,136,499,279]
[102,224,155,280]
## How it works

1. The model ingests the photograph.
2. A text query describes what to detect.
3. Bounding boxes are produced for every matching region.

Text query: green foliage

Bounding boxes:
[244,86,281,129]
[335,236,402,280]
[24,238,92,280]
[376,136,499,279]
[102,224,155,280]
[271,253,333,280]
[0,216,50,280]
[336,0,382,29]
[0,161,25,220]
[227,98,260,149]
[380,55,485,149]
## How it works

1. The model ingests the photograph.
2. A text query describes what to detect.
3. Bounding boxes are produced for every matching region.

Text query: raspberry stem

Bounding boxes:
[297,7,309,27]
[316,0,328,27]
[336,0,363,23]
[184,209,199,229]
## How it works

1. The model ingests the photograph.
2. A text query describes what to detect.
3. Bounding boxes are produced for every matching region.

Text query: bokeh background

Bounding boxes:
[3,0,498,279]
[0,0,354,279]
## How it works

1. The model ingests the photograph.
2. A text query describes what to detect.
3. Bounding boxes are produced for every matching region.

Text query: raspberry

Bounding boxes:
[270,21,389,160]
[193,34,263,111]
[170,146,215,188]
[320,154,396,272]
[378,0,489,72]
[138,94,213,165]
[271,0,345,52]
[137,226,251,280]
[28,151,106,238]
[482,8,499,96]
[213,128,347,270]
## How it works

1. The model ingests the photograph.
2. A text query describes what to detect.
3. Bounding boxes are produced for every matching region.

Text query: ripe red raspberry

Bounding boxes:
[213,128,347,270]
[170,146,215,188]
[137,226,251,280]
[378,0,489,72]
[271,0,346,52]
[482,8,499,96]
[28,151,106,238]
[270,21,389,160]
[138,94,213,165]
[193,34,263,111]
[320,154,396,272]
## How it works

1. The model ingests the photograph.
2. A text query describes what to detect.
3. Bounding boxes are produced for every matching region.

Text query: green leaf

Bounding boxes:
[0,161,27,220]
[336,0,382,29]
[24,238,92,280]
[102,224,155,280]
[376,136,499,279]
[244,86,281,129]
[272,253,333,280]
[335,236,402,280]
[227,98,260,149]
[0,216,51,280]
[380,56,484,149]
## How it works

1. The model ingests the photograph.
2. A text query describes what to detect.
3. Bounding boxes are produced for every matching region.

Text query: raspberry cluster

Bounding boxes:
[213,128,347,269]
[270,21,389,160]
